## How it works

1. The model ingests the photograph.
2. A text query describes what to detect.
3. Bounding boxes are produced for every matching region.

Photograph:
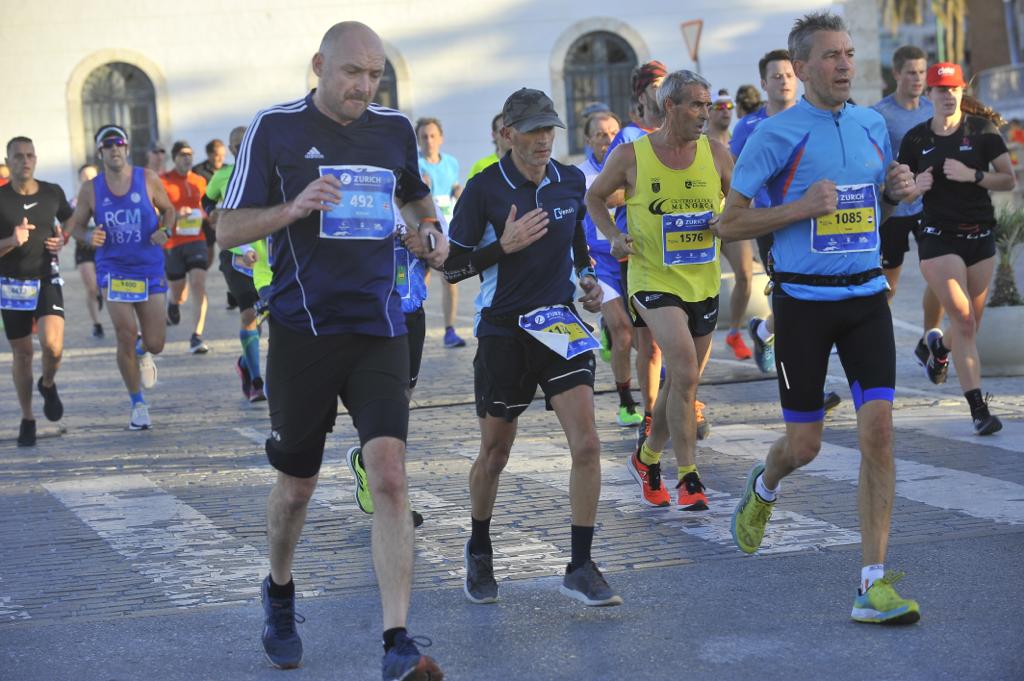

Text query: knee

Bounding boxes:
[146,337,165,355]
[788,436,822,468]
[949,310,976,340]
[278,476,317,510]
[42,344,62,364]
[666,361,698,392]
[477,443,511,477]
[860,417,894,458]
[609,318,632,347]
[569,433,601,466]
[115,327,138,348]
[365,450,407,501]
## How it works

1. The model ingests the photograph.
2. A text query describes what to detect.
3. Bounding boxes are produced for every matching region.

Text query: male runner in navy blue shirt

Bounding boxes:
[217,21,446,681]
[444,88,621,608]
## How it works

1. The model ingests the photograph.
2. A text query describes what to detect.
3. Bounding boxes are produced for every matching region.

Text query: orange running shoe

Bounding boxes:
[676,471,709,511]
[726,330,753,360]
[695,400,710,440]
[627,452,671,507]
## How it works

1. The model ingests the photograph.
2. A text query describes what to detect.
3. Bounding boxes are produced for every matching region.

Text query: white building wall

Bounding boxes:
[0,0,886,192]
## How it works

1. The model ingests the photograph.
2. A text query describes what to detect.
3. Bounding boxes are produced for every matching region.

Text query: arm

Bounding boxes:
[398,194,448,268]
[943,153,1016,192]
[146,170,175,246]
[716,187,829,240]
[709,138,734,199]
[585,144,635,257]
[443,203,550,283]
[217,175,342,249]
[0,219,34,258]
[65,181,96,244]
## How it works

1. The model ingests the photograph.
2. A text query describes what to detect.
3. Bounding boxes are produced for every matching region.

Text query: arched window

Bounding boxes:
[564,31,637,155]
[81,63,158,166]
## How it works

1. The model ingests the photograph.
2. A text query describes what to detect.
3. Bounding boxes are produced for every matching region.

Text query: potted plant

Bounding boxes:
[977,205,1024,375]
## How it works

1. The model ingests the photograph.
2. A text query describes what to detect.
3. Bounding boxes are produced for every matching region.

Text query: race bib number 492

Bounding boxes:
[318,165,397,240]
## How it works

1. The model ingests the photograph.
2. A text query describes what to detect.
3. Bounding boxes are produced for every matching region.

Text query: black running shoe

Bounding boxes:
[37,377,63,421]
[260,576,304,669]
[92,323,104,338]
[913,337,929,368]
[17,418,36,447]
[381,631,443,681]
[560,560,622,606]
[974,413,1003,436]
[463,540,498,604]
[925,331,949,384]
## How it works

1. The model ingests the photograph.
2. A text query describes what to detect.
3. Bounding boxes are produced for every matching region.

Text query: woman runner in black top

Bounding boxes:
[899,62,1016,435]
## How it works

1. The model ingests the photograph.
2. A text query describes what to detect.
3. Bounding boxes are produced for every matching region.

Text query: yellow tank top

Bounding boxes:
[626,134,722,302]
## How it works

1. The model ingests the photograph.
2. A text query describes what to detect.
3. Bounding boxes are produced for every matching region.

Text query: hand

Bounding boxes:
[287,175,343,221]
[241,249,259,267]
[13,217,34,246]
[708,215,724,241]
[913,167,934,195]
[150,229,168,246]
[943,157,975,183]
[407,223,449,269]
[577,275,603,313]
[610,232,635,259]
[44,226,64,254]
[799,179,838,218]
[178,205,194,217]
[885,161,916,201]
[498,205,548,254]
[91,225,106,247]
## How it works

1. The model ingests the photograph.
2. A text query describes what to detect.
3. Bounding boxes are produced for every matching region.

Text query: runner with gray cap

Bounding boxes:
[444,87,622,607]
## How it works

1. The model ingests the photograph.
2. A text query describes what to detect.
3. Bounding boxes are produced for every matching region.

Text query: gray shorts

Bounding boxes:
[165,240,209,281]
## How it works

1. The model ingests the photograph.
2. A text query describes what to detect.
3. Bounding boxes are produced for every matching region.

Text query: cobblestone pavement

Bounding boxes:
[1,246,1022,680]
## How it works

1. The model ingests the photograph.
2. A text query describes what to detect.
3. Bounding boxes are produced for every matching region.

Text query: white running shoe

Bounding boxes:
[138,352,158,389]
[129,402,151,430]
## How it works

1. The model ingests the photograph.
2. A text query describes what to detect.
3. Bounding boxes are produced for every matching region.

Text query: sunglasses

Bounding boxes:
[712,102,735,111]
[99,137,128,149]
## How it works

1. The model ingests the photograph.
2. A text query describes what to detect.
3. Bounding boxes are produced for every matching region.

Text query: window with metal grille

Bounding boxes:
[374,60,399,109]
[564,31,637,155]
[81,62,158,167]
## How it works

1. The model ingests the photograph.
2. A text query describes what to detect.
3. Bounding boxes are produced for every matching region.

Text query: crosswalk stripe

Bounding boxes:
[453,441,862,553]
[44,475,263,607]
[711,424,1024,526]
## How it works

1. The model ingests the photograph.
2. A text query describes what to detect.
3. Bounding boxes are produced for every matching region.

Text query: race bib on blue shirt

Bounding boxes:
[0,277,40,310]
[318,165,397,240]
[811,184,879,254]
[518,305,599,359]
[662,211,716,265]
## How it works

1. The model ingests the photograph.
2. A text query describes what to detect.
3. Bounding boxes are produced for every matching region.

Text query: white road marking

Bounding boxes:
[454,440,862,553]
[0,576,30,621]
[712,424,1024,525]
[44,475,264,607]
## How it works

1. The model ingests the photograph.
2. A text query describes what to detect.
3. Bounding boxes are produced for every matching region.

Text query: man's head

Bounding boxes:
[228,126,246,158]
[501,88,565,170]
[657,70,713,141]
[78,163,98,185]
[789,12,854,109]
[709,91,734,131]
[312,21,386,124]
[95,124,130,171]
[5,136,36,183]
[735,84,762,117]
[171,140,194,175]
[759,49,797,108]
[489,113,512,154]
[205,139,226,169]
[632,60,668,121]
[146,141,166,172]
[892,45,927,99]
[583,111,620,164]
[415,117,444,158]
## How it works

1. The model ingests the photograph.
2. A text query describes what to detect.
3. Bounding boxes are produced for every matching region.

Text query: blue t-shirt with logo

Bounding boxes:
[223,93,429,336]
[871,94,933,217]
[450,153,587,337]
[731,98,893,302]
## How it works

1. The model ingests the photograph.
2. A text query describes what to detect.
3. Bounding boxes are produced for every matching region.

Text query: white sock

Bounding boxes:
[861,564,884,593]
[757,319,774,343]
[754,472,778,502]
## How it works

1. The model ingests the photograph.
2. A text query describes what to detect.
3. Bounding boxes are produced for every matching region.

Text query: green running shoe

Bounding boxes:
[347,446,374,514]
[616,403,643,426]
[731,463,775,554]
[851,572,921,624]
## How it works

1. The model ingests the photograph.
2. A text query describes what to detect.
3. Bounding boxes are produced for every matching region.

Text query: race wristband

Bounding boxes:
[576,266,597,281]
[881,191,898,206]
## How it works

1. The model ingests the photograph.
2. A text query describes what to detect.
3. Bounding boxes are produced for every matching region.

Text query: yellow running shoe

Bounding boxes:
[851,572,921,624]
[731,463,775,554]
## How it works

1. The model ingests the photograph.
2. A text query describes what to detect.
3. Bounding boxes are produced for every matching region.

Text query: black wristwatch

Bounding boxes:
[974,169,984,184]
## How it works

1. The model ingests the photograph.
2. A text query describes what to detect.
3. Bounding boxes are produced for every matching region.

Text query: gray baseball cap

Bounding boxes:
[502,88,566,132]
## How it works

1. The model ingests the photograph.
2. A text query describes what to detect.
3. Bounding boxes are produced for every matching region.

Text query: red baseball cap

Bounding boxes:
[927,62,966,88]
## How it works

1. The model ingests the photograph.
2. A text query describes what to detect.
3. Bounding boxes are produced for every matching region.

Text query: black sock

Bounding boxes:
[616,381,633,406]
[469,516,492,555]
[965,389,988,418]
[569,525,594,571]
[267,574,294,599]
[382,627,407,652]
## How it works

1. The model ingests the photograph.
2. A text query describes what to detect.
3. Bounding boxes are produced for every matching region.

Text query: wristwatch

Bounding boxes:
[974,169,984,184]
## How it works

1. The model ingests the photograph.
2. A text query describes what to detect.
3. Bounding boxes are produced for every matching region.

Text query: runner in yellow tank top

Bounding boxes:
[587,70,734,512]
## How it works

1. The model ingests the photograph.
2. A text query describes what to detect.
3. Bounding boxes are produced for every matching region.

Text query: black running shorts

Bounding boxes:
[217,250,260,311]
[630,291,719,338]
[165,240,209,281]
[474,333,595,421]
[264,319,410,478]
[880,214,922,269]
[74,241,96,266]
[2,279,64,340]
[917,228,996,268]
[773,290,895,423]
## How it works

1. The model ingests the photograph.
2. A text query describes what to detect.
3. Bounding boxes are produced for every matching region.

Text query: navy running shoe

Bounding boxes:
[381,631,443,680]
[261,576,304,669]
